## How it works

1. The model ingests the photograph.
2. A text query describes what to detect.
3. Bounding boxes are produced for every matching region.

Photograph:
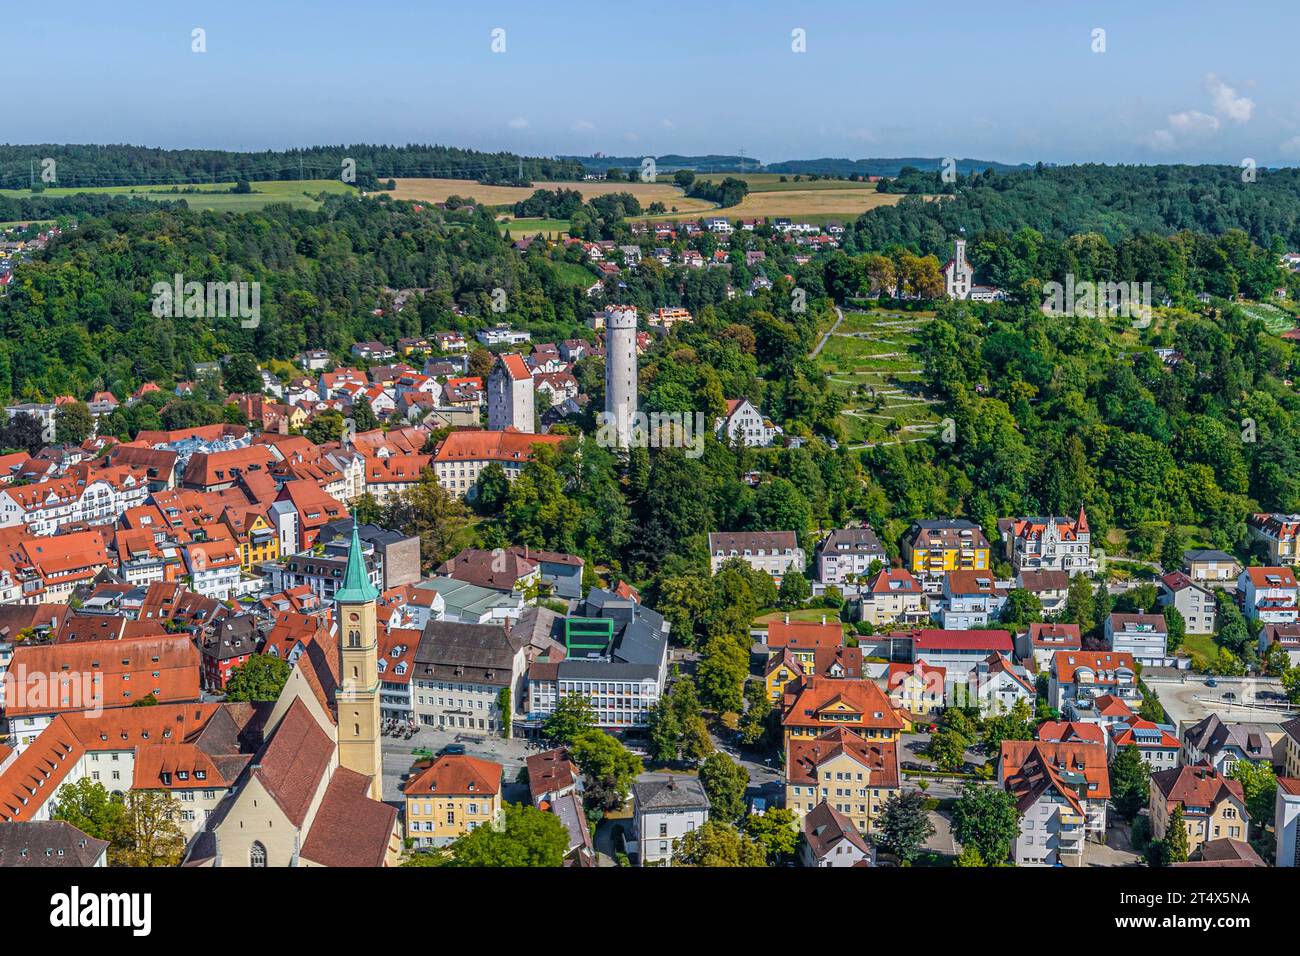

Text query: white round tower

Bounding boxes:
[604,305,638,448]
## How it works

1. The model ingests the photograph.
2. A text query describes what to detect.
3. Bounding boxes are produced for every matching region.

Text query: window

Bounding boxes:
[250,841,267,867]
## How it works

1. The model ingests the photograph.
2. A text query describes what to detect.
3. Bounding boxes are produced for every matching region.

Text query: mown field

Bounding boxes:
[0,179,354,212]
[384,177,713,212]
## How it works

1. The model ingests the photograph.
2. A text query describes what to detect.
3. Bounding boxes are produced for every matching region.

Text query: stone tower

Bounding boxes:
[487,352,534,433]
[334,521,383,800]
[603,305,638,448]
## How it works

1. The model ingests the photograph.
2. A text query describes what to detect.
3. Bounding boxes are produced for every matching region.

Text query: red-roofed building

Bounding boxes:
[430,428,566,500]
[999,739,1110,866]
[1018,621,1082,671]
[3,634,201,750]
[1150,764,1249,856]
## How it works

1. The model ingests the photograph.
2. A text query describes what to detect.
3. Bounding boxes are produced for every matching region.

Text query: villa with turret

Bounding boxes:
[998,507,1100,577]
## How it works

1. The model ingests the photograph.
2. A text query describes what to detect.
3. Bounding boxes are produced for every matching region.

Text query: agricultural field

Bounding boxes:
[0,179,353,212]
[814,307,944,447]
[502,218,572,238]
[384,177,713,212]
[726,189,909,221]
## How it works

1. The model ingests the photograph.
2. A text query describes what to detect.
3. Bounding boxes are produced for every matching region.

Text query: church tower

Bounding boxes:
[334,521,383,800]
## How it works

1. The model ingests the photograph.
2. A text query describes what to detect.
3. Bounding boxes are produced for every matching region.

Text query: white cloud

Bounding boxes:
[661,119,674,130]
[1143,129,1177,152]
[1280,135,1300,158]
[571,119,595,132]
[1168,110,1220,135]
[507,117,529,130]
[1204,73,1253,123]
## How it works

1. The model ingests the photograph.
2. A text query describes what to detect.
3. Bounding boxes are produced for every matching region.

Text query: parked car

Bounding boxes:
[439,743,466,756]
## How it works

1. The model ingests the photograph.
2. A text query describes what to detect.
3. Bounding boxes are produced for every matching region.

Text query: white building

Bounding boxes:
[942,237,973,300]
[476,325,531,347]
[1104,613,1172,667]
[998,508,1098,576]
[707,531,805,584]
[1237,566,1299,625]
[939,571,1009,630]
[630,776,710,867]
[486,352,535,433]
[715,398,782,447]
[999,740,1109,867]
[814,526,887,588]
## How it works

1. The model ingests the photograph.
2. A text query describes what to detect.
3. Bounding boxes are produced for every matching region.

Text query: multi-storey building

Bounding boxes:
[785,727,900,835]
[523,588,670,732]
[486,352,535,433]
[999,740,1110,866]
[1246,513,1300,565]
[858,567,927,627]
[403,755,502,848]
[1048,650,1139,714]
[997,508,1098,576]
[1237,566,1299,624]
[411,620,526,735]
[714,398,782,447]
[630,776,709,867]
[1150,764,1249,856]
[1104,612,1172,667]
[430,429,566,500]
[707,531,805,584]
[901,519,990,577]
[814,526,887,588]
[1157,572,1216,635]
[939,570,1008,630]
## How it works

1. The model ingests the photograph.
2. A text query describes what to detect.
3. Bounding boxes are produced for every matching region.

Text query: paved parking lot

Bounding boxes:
[1145,674,1294,732]
[380,726,539,804]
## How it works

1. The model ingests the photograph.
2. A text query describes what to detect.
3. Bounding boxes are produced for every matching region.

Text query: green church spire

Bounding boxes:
[335,516,379,604]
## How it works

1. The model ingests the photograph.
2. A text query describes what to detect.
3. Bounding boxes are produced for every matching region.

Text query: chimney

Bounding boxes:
[784,614,789,625]
[821,614,827,626]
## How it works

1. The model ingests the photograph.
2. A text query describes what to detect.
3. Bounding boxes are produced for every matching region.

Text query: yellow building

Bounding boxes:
[859,567,928,627]
[885,662,946,719]
[786,727,900,835]
[765,620,844,702]
[1150,764,1250,856]
[221,506,280,570]
[404,755,504,848]
[902,519,990,575]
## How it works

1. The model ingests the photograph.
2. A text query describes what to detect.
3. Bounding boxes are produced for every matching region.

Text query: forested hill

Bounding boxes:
[0,144,585,190]
[848,163,1300,252]
[0,195,583,403]
[765,157,1029,176]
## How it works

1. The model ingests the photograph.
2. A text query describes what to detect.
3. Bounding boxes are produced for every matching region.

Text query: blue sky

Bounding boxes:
[6,0,1299,165]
